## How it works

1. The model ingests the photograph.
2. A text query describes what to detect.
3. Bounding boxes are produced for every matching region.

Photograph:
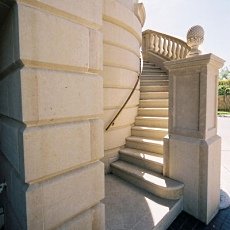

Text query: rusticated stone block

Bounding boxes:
[57,203,105,230]
[1,156,104,229]
[18,4,89,69]
[23,121,91,182]
[90,29,103,71]
[21,68,103,124]
[0,116,104,183]
[26,161,104,229]
[35,0,103,28]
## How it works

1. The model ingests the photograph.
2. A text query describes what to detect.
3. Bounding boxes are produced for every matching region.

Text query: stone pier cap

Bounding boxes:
[164,53,225,70]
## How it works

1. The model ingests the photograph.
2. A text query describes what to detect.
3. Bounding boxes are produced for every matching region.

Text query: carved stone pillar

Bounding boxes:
[164,54,224,224]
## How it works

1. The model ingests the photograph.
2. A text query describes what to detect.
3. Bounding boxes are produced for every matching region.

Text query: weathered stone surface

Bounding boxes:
[165,54,224,224]
[104,44,139,73]
[103,21,139,55]
[103,0,141,43]
[0,1,144,229]
[104,107,137,129]
[23,121,91,182]
[56,203,105,230]
[35,0,103,28]
[90,29,103,71]
[116,0,138,11]
[21,68,103,124]
[0,117,104,183]
[105,125,131,150]
[90,119,104,161]
[1,154,105,230]
[26,161,104,229]
[165,54,224,140]
[102,147,120,174]
[18,4,90,69]
[102,66,140,89]
[104,88,139,109]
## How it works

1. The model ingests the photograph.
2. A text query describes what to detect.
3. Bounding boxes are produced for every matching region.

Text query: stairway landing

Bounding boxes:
[103,175,183,230]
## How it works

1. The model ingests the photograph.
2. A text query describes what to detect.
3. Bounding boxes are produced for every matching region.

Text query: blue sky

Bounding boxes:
[141,0,230,67]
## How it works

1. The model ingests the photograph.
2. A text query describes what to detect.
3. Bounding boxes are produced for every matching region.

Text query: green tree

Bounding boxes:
[219,66,230,80]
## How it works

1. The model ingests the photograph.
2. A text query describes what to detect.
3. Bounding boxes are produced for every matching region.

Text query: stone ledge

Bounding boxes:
[17,0,102,30]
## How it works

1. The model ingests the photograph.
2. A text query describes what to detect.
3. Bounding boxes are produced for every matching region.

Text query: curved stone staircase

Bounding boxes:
[107,61,184,229]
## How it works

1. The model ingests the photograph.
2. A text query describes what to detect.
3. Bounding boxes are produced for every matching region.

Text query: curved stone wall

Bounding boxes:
[102,0,143,172]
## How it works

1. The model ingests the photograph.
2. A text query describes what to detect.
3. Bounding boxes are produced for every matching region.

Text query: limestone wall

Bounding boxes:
[102,0,142,173]
[0,1,104,229]
[0,0,144,228]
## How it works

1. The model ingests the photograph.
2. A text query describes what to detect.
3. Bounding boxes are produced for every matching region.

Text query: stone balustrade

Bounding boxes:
[142,29,191,60]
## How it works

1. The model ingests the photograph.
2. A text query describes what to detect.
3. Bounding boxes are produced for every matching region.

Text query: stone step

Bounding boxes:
[125,136,163,154]
[138,108,168,117]
[140,92,169,99]
[142,69,165,74]
[143,62,156,66]
[141,72,168,77]
[104,175,183,230]
[132,126,168,139]
[119,147,163,173]
[142,65,161,69]
[111,161,184,200]
[140,80,169,86]
[140,85,169,92]
[135,116,168,128]
[138,108,168,116]
[142,65,160,69]
[139,99,168,108]
[141,75,168,80]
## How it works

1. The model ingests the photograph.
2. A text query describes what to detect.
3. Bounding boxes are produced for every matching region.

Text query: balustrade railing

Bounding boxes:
[143,30,191,60]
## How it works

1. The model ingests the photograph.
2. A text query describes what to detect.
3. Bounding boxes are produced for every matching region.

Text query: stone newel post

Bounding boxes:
[164,53,224,224]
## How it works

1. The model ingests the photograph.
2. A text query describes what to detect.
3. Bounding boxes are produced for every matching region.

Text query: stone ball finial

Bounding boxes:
[186,25,204,57]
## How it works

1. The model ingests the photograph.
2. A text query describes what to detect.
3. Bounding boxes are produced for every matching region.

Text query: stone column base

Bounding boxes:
[167,134,221,224]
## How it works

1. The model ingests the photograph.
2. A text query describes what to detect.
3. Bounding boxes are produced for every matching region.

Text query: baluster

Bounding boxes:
[176,43,181,60]
[180,46,185,59]
[158,35,163,54]
[171,40,176,59]
[163,36,168,56]
[167,38,172,58]
[142,30,189,60]
[154,35,159,53]
[149,33,154,51]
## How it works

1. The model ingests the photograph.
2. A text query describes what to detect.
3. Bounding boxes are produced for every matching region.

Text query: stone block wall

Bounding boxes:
[0,0,104,229]
[0,0,144,228]
[102,0,142,173]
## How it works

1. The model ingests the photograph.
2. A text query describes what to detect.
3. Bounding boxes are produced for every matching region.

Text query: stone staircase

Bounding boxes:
[109,61,184,228]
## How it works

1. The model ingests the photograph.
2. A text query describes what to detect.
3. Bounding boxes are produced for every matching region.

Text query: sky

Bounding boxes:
[141,0,230,68]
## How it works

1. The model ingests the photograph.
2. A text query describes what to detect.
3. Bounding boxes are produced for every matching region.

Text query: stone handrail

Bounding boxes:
[142,29,191,60]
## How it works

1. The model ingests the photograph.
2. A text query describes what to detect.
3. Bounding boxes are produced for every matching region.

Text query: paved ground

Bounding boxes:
[168,117,230,230]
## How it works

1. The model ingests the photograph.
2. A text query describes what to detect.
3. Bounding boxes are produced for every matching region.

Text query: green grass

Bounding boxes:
[218,111,230,116]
